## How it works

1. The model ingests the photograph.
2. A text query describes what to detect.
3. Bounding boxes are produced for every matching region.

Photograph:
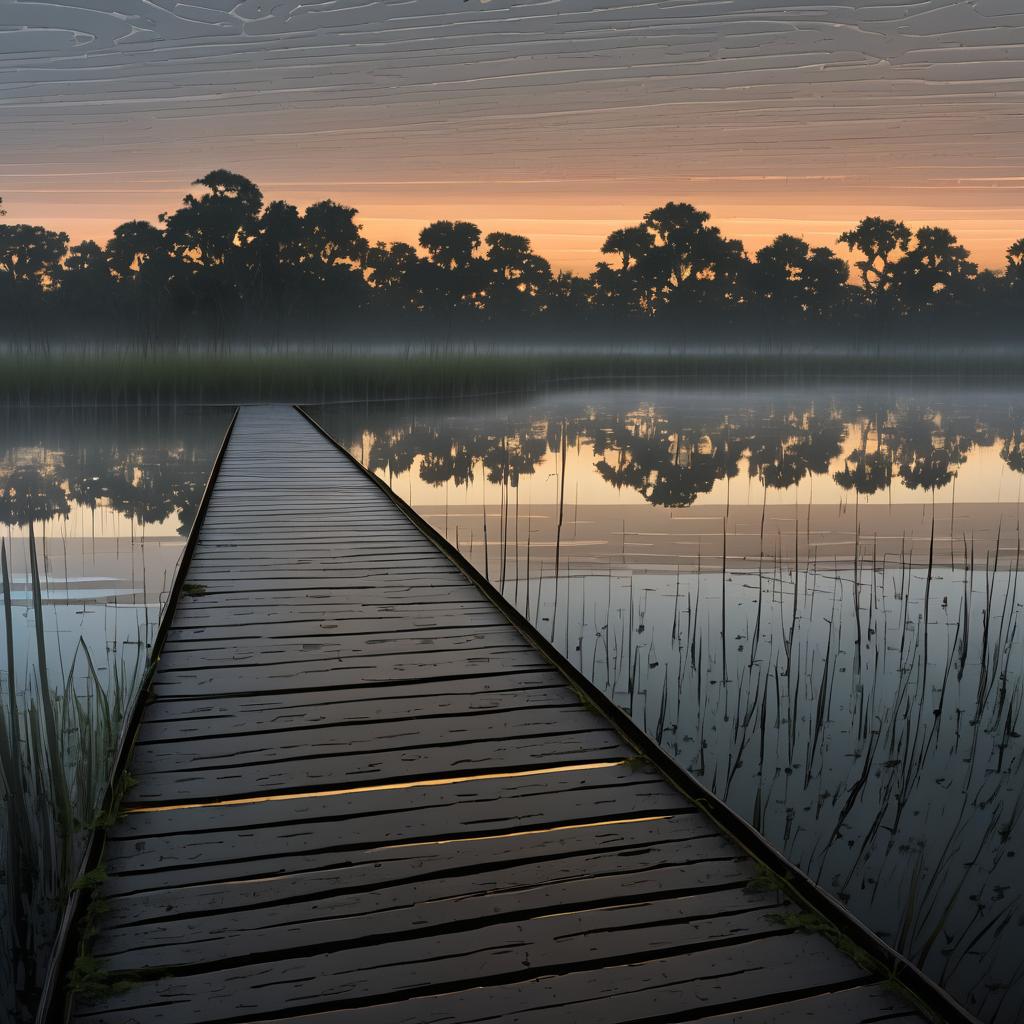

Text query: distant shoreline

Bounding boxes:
[3,340,1024,407]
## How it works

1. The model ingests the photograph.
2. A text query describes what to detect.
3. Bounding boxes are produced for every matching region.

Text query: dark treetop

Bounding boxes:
[1,171,1022,342]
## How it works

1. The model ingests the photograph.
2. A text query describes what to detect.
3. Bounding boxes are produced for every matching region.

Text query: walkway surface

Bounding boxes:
[69,405,928,1024]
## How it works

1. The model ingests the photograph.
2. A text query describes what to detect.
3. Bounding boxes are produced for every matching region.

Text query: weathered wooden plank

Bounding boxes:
[191,531,436,546]
[186,553,452,570]
[698,985,928,1022]
[115,762,681,836]
[155,626,524,670]
[135,684,581,742]
[126,725,631,804]
[138,672,568,725]
[163,607,507,642]
[174,570,466,595]
[100,814,704,899]
[169,589,492,619]
[196,512,408,523]
[187,551,444,569]
[73,892,807,1023]
[93,839,754,972]
[148,648,551,700]
[72,927,871,1024]
[104,776,696,890]
[179,579,470,595]
[130,704,619,771]
[237,940,883,1024]
[96,820,737,929]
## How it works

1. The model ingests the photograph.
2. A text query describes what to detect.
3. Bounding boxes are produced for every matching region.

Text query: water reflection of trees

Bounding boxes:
[592,413,746,507]
[0,436,220,531]
[1001,431,1024,475]
[4,402,1021,522]
[357,401,1024,506]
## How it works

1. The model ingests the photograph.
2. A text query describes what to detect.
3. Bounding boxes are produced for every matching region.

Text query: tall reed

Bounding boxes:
[1,531,142,1022]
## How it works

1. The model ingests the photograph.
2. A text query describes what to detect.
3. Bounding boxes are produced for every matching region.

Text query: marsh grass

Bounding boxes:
[448,500,1024,1023]
[6,340,1024,409]
[0,531,146,1023]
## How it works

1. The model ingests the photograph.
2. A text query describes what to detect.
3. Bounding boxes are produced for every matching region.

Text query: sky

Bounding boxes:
[1,0,1023,274]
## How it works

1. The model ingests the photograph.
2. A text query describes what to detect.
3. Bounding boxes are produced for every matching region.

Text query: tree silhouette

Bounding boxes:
[297,200,369,317]
[105,221,165,280]
[257,201,304,269]
[893,226,977,312]
[753,235,813,317]
[417,220,486,320]
[589,259,655,317]
[839,217,912,295]
[251,200,304,315]
[548,271,593,320]
[161,170,263,270]
[1008,239,1024,285]
[419,221,481,271]
[365,241,424,314]
[0,224,68,287]
[62,240,107,277]
[58,241,114,318]
[642,202,744,300]
[484,232,552,316]
[302,200,365,271]
[643,202,712,286]
[0,169,1019,340]
[157,170,265,328]
[802,246,851,318]
[601,226,654,270]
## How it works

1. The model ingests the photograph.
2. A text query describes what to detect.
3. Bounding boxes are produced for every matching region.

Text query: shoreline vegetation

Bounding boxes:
[1,170,1022,345]
[0,411,229,1023]
[6,341,1024,410]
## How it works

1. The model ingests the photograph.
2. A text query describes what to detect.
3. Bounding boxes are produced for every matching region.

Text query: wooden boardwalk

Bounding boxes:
[66,405,934,1024]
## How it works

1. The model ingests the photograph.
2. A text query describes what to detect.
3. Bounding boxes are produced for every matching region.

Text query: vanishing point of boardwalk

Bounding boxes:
[62,406,934,1023]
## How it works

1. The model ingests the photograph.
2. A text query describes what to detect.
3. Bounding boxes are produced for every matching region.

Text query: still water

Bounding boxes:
[311,382,1024,1024]
[2,379,1023,1023]
[0,405,232,1022]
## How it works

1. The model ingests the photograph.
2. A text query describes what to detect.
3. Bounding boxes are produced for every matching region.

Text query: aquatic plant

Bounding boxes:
[424,468,1024,1023]
[0,533,147,1023]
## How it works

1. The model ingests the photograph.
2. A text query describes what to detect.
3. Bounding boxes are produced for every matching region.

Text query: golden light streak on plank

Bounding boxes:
[377,815,675,852]
[125,760,628,814]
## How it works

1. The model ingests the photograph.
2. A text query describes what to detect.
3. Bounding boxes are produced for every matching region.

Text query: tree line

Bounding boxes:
[1,169,1022,341]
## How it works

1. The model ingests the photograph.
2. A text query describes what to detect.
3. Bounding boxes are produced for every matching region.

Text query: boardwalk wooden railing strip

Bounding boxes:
[45,405,971,1024]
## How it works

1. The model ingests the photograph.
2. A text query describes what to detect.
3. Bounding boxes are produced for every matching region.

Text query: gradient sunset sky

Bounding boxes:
[2,0,1022,273]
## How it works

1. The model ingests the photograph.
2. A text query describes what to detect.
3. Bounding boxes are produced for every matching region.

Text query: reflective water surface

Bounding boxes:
[0,405,232,1022]
[312,382,1024,1024]
[3,378,1023,1023]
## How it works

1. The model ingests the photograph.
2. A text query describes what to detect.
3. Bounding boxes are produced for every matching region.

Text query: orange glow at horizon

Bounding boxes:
[9,177,1021,277]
